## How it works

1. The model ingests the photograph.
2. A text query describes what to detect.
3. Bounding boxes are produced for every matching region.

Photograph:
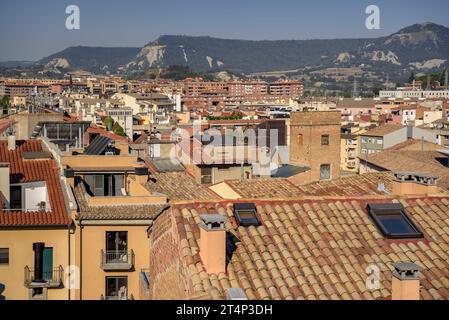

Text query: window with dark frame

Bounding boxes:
[367,203,423,239]
[321,134,330,146]
[0,248,9,265]
[233,203,259,227]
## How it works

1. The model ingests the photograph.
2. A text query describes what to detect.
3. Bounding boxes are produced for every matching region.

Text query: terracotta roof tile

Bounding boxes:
[0,140,71,227]
[162,195,449,300]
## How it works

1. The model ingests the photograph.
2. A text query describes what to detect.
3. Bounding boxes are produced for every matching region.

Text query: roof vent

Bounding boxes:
[200,214,226,231]
[392,171,438,195]
[393,262,421,280]
[233,203,259,227]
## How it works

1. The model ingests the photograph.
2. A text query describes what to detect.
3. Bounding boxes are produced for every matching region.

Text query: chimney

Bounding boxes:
[7,135,16,151]
[135,167,149,184]
[392,171,438,195]
[0,164,10,209]
[199,214,227,275]
[391,262,421,300]
[32,242,46,284]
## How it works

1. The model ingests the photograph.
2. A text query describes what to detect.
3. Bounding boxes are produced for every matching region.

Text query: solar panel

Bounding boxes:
[84,136,113,155]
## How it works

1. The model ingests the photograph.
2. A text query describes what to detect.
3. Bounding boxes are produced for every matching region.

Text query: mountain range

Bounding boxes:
[23,22,449,80]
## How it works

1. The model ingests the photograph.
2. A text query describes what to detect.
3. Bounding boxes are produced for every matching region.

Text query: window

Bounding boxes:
[321,134,329,146]
[367,203,423,239]
[320,164,331,180]
[10,185,22,209]
[233,203,259,227]
[297,133,303,145]
[200,167,212,184]
[0,248,9,265]
[106,231,128,252]
[84,174,125,196]
[106,276,128,299]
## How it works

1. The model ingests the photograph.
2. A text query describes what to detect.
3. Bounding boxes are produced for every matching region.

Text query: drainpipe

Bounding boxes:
[79,219,83,300]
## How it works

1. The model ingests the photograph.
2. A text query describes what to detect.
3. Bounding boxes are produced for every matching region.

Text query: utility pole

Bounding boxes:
[445,69,448,90]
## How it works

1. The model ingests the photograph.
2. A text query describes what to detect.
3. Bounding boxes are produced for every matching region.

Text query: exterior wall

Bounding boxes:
[148,210,191,300]
[360,136,384,154]
[0,228,69,300]
[410,127,437,144]
[12,113,64,140]
[289,111,341,182]
[383,127,408,149]
[75,224,150,300]
[423,111,442,124]
[212,165,252,184]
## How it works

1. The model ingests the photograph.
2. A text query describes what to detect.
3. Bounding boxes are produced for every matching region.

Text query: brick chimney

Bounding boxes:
[392,171,438,195]
[391,262,421,300]
[199,214,227,275]
[7,135,16,151]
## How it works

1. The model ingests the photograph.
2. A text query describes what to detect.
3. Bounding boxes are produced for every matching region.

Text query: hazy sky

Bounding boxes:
[0,0,448,61]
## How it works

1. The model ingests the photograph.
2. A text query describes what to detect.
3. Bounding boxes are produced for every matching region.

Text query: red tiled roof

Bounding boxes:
[0,140,71,227]
[87,125,130,142]
[159,195,449,300]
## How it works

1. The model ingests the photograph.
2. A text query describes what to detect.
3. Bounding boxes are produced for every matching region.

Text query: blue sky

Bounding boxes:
[0,0,448,61]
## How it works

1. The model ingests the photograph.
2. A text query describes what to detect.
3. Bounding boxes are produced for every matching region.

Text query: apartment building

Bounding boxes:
[62,150,168,300]
[268,80,304,97]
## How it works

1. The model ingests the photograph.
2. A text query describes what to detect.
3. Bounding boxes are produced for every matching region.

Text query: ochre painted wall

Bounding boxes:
[0,228,69,300]
[75,224,150,300]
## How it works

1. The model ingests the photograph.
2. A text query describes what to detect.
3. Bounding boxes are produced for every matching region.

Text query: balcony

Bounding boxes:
[24,265,64,288]
[101,294,134,300]
[100,250,135,271]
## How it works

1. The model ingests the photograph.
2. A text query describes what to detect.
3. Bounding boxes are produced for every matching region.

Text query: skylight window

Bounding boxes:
[233,203,259,227]
[367,203,423,239]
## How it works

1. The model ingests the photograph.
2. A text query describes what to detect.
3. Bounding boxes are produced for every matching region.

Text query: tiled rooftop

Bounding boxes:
[74,182,169,220]
[145,172,218,201]
[223,172,394,198]
[168,195,449,300]
[0,140,71,227]
[360,124,404,137]
[361,150,449,189]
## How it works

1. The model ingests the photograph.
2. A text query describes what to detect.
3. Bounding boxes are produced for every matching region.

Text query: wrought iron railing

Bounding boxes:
[101,294,134,300]
[24,265,64,287]
[100,250,135,269]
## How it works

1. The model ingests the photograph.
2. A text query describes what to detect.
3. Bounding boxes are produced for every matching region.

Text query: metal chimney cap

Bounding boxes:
[200,214,226,231]
[393,262,421,280]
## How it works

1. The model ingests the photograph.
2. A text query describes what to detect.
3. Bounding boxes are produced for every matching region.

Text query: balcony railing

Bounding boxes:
[101,294,134,300]
[100,250,135,271]
[24,265,64,288]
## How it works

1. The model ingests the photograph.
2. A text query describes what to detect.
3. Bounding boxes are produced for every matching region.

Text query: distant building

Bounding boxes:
[379,90,449,99]
[289,111,341,182]
[107,107,133,139]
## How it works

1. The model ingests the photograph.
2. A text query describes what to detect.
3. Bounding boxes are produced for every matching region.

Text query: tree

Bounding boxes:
[408,72,415,83]
[1,96,9,107]
[103,117,114,130]
[112,122,126,137]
